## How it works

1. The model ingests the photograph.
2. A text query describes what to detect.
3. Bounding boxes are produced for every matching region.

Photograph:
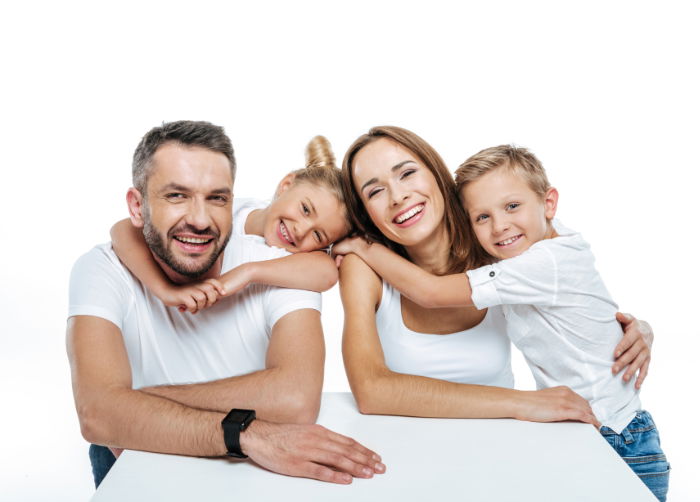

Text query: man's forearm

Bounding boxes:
[80,386,226,456]
[141,366,321,423]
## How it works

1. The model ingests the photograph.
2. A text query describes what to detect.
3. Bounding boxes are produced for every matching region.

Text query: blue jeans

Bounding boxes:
[600,410,670,501]
[89,444,116,488]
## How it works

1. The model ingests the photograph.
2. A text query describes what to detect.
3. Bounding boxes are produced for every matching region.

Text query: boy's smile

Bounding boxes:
[461,166,558,261]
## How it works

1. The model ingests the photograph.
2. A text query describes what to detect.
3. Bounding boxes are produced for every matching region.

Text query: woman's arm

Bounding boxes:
[212,251,338,297]
[339,254,599,425]
[334,237,471,308]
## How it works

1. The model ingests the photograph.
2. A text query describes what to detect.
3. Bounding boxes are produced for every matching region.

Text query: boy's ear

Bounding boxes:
[126,187,146,228]
[544,187,559,220]
[274,172,296,198]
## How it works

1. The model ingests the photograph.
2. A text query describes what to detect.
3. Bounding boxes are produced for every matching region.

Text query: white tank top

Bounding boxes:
[376,280,514,387]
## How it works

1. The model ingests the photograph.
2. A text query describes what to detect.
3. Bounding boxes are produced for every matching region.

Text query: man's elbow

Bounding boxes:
[76,400,112,445]
[276,390,321,424]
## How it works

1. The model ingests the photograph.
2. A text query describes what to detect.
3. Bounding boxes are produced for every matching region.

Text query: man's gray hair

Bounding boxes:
[132,120,236,194]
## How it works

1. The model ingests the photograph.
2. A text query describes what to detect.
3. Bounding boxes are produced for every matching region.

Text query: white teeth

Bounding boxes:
[176,236,210,244]
[497,235,521,246]
[395,204,424,223]
[279,222,293,244]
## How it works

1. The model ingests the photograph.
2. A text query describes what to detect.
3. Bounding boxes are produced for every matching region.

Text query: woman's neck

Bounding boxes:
[244,207,266,237]
[404,224,451,275]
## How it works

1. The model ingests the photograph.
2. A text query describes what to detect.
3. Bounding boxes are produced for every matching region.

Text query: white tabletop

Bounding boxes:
[93,392,656,501]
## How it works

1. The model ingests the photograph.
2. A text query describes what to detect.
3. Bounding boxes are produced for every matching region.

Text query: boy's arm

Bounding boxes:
[334,237,473,308]
[215,251,338,296]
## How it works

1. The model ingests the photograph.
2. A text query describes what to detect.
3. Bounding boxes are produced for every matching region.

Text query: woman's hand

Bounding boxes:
[612,312,653,389]
[516,386,600,428]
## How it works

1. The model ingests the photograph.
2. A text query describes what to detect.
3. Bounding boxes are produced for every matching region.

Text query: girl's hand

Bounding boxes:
[612,312,653,389]
[332,237,370,267]
[209,263,253,298]
[155,281,220,314]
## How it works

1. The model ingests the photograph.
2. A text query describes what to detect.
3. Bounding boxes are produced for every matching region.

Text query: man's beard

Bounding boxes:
[142,208,231,279]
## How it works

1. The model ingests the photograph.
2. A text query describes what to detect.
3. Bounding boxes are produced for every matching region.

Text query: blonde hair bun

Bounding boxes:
[305,135,336,169]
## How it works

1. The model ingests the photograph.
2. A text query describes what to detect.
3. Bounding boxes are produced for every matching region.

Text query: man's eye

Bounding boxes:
[209,195,228,204]
[166,193,185,201]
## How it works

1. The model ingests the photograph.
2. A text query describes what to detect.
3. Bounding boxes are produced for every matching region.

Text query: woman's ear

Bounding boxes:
[544,187,559,220]
[126,187,146,228]
[274,172,297,198]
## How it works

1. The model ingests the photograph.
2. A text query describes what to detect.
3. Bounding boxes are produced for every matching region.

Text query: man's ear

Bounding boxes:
[273,172,296,198]
[544,187,559,220]
[126,188,146,228]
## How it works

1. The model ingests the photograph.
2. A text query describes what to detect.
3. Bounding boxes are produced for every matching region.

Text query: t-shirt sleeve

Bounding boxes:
[68,246,132,330]
[466,244,559,309]
[263,286,322,333]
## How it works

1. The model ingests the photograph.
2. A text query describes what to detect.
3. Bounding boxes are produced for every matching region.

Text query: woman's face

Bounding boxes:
[264,180,349,252]
[351,138,445,248]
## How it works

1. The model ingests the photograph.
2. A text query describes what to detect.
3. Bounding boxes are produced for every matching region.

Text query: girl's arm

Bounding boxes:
[339,253,599,425]
[212,251,338,297]
[334,237,472,308]
[110,219,219,313]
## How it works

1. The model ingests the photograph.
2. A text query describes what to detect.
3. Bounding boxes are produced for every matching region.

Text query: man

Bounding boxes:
[67,120,384,488]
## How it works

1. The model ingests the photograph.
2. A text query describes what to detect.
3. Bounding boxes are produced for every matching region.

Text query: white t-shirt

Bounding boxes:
[68,235,321,390]
[232,197,267,238]
[376,280,514,388]
[467,220,641,433]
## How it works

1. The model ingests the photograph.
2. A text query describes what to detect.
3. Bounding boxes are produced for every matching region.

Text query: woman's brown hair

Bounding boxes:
[342,126,490,274]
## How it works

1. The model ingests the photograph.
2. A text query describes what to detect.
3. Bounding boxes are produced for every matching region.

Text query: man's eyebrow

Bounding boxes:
[360,160,417,192]
[210,188,233,196]
[159,183,190,193]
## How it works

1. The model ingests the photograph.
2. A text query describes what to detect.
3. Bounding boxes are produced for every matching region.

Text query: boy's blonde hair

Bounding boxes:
[455,145,551,199]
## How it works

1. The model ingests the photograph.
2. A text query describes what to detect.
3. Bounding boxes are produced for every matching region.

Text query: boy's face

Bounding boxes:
[461,167,558,261]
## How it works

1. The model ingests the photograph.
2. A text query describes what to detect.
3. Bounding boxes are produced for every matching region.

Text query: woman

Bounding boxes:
[338,126,652,422]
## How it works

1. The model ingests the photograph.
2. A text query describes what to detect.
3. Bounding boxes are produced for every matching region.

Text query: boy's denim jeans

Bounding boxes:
[599,410,670,502]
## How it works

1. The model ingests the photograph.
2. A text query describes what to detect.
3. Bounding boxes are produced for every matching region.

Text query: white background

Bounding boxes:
[1,1,698,500]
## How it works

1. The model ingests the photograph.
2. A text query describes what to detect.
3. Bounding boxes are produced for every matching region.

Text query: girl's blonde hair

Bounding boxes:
[290,135,351,232]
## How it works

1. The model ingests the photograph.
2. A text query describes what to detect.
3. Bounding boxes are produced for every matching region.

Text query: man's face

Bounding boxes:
[137,142,233,281]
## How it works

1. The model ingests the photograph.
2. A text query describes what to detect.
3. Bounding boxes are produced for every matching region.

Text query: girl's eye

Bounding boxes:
[506,202,520,210]
[314,230,322,243]
[475,214,488,223]
[302,203,310,215]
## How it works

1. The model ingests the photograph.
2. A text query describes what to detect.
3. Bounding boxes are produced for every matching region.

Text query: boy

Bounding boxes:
[333,145,668,501]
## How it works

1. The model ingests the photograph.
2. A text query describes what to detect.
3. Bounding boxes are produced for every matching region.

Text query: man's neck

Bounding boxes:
[152,252,224,285]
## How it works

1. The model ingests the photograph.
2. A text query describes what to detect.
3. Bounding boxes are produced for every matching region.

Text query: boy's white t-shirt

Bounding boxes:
[68,235,321,390]
[467,220,641,433]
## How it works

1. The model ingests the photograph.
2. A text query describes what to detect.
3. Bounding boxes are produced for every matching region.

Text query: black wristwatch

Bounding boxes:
[221,408,256,458]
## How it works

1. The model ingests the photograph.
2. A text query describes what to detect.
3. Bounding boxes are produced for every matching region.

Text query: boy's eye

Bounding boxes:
[506,202,520,210]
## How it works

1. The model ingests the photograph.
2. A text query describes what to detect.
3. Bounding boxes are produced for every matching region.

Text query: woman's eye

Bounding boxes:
[367,188,382,199]
[506,202,520,210]
[400,169,416,180]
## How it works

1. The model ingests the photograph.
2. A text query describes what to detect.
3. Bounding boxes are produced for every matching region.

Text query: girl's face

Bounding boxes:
[351,138,446,248]
[264,179,349,252]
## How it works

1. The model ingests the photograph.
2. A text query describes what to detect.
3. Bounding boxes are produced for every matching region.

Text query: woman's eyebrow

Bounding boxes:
[360,160,417,192]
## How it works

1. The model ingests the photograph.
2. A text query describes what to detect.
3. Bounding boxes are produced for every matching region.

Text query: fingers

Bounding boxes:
[205,278,226,296]
[301,462,353,484]
[635,358,650,389]
[622,346,649,383]
[318,430,385,474]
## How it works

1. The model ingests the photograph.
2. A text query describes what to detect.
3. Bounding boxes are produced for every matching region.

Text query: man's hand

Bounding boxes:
[613,312,653,389]
[240,420,385,484]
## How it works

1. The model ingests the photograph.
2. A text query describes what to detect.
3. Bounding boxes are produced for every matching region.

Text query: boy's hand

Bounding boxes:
[613,312,653,389]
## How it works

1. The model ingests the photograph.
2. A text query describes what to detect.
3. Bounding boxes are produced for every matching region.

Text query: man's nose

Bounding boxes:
[185,198,212,230]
